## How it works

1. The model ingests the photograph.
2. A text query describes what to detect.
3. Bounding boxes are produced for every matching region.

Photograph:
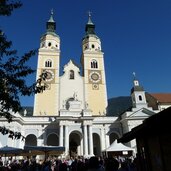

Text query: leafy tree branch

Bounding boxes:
[0,0,49,140]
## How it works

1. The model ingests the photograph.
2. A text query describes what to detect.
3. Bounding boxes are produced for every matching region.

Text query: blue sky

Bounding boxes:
[1,0,171,106]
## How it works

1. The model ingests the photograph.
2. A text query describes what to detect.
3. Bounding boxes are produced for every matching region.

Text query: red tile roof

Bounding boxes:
[150,93,171,103]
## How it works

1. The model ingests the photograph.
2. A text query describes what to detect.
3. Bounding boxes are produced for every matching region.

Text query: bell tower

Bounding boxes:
[33,10,60,116]
[81,13,108,115]
[131,72,148,109]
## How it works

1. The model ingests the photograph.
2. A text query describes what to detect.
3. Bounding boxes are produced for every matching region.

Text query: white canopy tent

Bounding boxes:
[106,140,134,152]
[104,140,134,157]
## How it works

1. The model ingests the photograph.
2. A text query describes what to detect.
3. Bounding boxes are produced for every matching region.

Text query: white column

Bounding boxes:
[83,125,88,156]
[59,124,63,146]
[20,130,25,148]
[105,127,110,148]
[43,129,46,145]
[37,129,44,146]
[65,125,69,155]
[80,138,83,156]
[100,127,105,151]
[88,125,94,155]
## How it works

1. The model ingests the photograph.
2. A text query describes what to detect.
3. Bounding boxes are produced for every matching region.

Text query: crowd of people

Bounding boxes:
[0,155,137,171]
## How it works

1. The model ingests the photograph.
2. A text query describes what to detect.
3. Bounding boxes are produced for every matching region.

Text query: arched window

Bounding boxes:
[45,59,52,67]
[91,60,98,69]
[139,95,142,101]
[109,132,119,145]
[69,70,74,79]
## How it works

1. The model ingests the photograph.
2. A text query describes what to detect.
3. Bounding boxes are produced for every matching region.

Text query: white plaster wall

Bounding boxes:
[59,61,84,110]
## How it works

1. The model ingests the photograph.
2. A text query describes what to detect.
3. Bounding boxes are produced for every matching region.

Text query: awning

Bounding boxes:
[105,140,134,152]
[24,145,65,156]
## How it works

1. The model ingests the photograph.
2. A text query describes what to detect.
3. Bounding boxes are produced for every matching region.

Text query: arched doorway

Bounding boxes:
[47,133,59,146]
[25,134,37,146]
[69,131,82,157]
[109,132,119,145]
[93,133,101,156]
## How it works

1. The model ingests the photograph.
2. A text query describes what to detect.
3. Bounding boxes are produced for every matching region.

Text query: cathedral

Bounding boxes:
[0,12,171,158]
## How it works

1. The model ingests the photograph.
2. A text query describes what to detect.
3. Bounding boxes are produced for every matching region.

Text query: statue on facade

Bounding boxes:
[73,92,78,101]
[85,102,89,109]
[63,100,66,109]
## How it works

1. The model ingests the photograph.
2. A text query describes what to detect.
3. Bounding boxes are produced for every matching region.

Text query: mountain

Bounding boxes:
[107,96,132,116]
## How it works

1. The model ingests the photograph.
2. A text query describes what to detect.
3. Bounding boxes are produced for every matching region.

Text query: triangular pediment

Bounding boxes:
[126,107,155,118]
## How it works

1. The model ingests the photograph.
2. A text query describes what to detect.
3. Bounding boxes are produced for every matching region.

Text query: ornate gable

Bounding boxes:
[122,107,155,119]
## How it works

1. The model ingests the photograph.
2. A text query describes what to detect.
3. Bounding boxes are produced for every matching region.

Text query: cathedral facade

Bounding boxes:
[0,12,171,158]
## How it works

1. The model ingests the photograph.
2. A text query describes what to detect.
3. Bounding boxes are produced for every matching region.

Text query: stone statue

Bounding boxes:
[73,92,78,101]
[63,100,66,109]
[85,102,89,109]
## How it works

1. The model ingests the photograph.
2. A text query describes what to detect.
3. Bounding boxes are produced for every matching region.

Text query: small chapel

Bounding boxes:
[0,11,171,158]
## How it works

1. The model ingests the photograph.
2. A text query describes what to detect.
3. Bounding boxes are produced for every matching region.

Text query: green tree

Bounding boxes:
[0,0,47,140]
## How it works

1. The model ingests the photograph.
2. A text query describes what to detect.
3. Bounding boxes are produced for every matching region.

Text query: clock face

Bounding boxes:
[89,71,101,83]
[43,69,54,82]
[91,73,99,81]
[46,71,53,79]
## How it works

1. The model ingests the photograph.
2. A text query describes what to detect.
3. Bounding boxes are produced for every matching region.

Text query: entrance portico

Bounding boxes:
[59,120,94,157]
